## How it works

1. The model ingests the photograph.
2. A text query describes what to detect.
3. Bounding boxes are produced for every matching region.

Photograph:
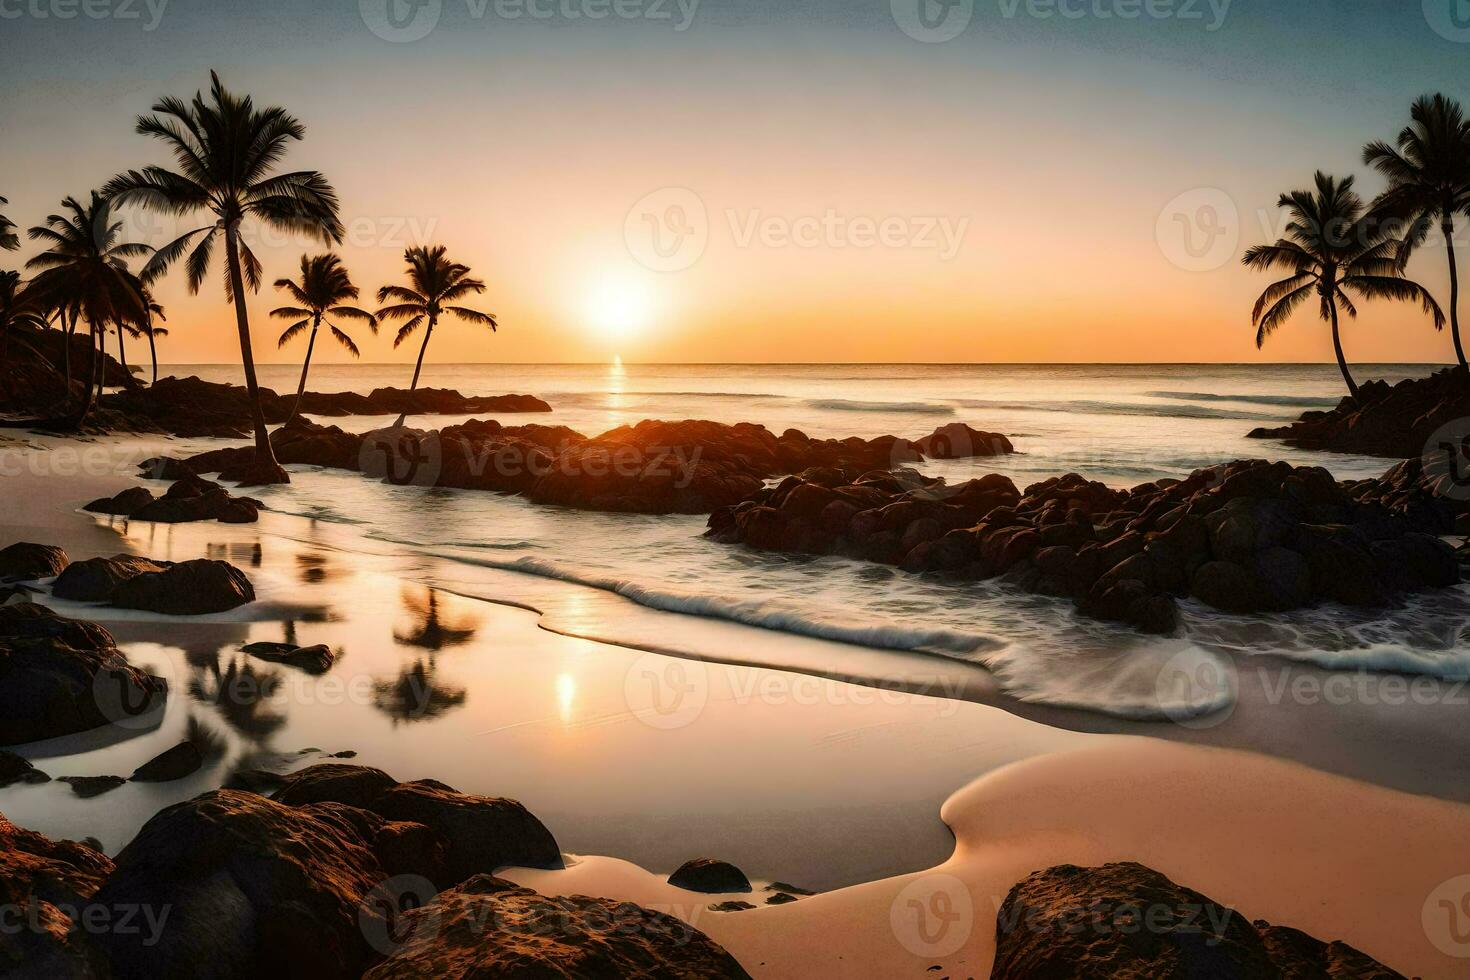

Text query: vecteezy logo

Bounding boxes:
[1424,874,1470,957]
[1425,0,1470,42]
[1154,645,1237,729]
[361,0,442,42]
[358,429,443,488]
[889,874,973,958]
[623,652,709,729]
[92,659,172,731]
[1421,418,1470,501]
[625,188,709,273]
[891,0,974,42]
[360,875,441,956]
[1155,188,1239,272]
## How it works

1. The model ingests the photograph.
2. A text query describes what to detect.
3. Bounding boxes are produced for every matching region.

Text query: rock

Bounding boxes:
[130,740,204,782]
[766,881,816,896]
[89,790,394,980]
[222,768,287,794]
[242,642,335,674]
[709,900,756,912]
[0,604,167,746]
[272,764,563,883]
[668,858,753,893]
[52,556,168,603]
[360,874,752,980]
[765,891,799,905]
[59,775,127,798]
[0,542,69,581]
[991,862,1404,979]
[83,486,157,516]
[127,478,262,524]
[110,559,255,615]
[914,422,1016,458]
[0,750,48,787]
[0,811,113,977]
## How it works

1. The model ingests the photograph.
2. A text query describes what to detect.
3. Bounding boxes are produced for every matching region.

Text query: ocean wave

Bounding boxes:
[806,399,956,415]
[1145,390,1338,409]
[953,398,1284,421]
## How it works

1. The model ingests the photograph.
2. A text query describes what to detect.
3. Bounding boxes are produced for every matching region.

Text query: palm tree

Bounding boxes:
[271,253,377,421]
[375,245,497,426]
[24,192,151,424]
[1244,172,1445,399]
[128,285,167,385]
[105,71,344,483]
[1363,93,1470,368]
[0,271,49,363]
[0,197,18,251]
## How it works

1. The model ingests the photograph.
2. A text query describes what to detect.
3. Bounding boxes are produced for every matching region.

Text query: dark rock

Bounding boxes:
[765,891,799,905]
[110,559,255,615]
[243,642,335,674]
[914,422,1016,458]
[709,901,757,912]
[0,543,69,581]
[222,768,287,794]
[0,604,166,746]
[130,740,204,782]
[991,862,1404,979]
[59,775,127,798]
[0,750,48,787]
[0,810,113,976]
[767,881,816,896]
[272,764,563,882]
[52,555,168,602]
[360,874,751,980]
[83,486,157,516]
[669,858,753,894]
[127,478,261,524]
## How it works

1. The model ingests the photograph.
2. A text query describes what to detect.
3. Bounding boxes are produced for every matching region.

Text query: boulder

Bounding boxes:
[0,750,48,788]
[0,542,68,581]
[52,556,169,603]
[272,765,563,882]
[0,604,167,745]
[991,862,1404,979]
[0,811,113,977]
[915,422,1016,458]
[668,858,753,894]
[360,874,752,980]
[242,642,336,674]
[110,559,255,615]
[83,486,157,516]
[59,775,127,798]
[130,740,204,783]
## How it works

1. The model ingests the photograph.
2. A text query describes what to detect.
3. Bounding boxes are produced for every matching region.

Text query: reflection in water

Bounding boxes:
[297,552,331,584]
[393,587,479,654]
[190,660,288,742]
[205,541,264,567]
[556,672,576,724]
[372,659,468,725]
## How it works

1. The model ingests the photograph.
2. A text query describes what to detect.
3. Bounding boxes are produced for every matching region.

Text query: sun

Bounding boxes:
[586,275,653,343]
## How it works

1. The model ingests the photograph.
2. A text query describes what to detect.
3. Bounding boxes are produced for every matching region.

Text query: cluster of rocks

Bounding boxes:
[85,475,262,524]
[100,376,552,438]
[1249,366,1470,459]
[53,555,255,615]
[158,417,1016,515]
[707,459,1463,634]
[3,762,749,979]
[992,863,1403,978]
[0,602,166,746]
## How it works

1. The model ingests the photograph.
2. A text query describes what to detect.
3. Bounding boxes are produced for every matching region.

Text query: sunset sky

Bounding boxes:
[3,0,1468,364]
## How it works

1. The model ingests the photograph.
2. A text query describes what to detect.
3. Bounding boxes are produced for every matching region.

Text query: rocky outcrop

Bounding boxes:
[0,811,114,977]
[0,603,166,745]
[86,476,261,524]
[100,376,551,438]
[109,559,255,615]
[668,858,753,894]
[1248,367,1470,459]
[0,542,69,581]
[272,764,563,881]
[362,874,752,980]
[992,863,1403,979]
[915,422,1015,459]
[707,459,1463,634]
[52,556,168,603]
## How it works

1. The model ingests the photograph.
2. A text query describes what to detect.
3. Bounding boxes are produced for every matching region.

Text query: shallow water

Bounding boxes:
[168,362,1470,718]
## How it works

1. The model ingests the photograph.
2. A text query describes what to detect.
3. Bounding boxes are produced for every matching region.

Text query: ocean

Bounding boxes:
[164,362,1470,719]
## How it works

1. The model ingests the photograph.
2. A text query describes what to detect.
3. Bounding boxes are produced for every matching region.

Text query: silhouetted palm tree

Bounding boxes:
[106,71,344,482]
[0,197,18,251]
[24,192,151,424]
[376,245,496,426]
[127,284,167,385]
[1363,93,1470,368]
[1244,172,1445,399]
[272,253,377,421]
[0,271,49,363]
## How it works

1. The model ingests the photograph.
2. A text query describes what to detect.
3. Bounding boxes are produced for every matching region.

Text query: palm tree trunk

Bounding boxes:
[289,315,321,423]
[116,324,130,381]
[61,310,73,398]
[72,323,101,428]
[147,328,158,386]
[1328,294,1360,400]
[1444,215,1466,369]
[394,317,435,427]
[224,224,286,480]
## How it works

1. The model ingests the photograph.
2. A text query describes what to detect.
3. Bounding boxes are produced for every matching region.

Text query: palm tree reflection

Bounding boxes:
[372,659,466,725]
[393,586,479,655]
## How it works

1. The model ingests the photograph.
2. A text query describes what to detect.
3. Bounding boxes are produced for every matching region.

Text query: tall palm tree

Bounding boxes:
[105,71,344,483]
[125,284,168,385]
[0,197,19,251]
[375,245,496,426]
[1363,93,1470,368]
[0,271,49,364]
[1244,172,1445,399]
[271,253,377,421]
[24,192,151,424]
